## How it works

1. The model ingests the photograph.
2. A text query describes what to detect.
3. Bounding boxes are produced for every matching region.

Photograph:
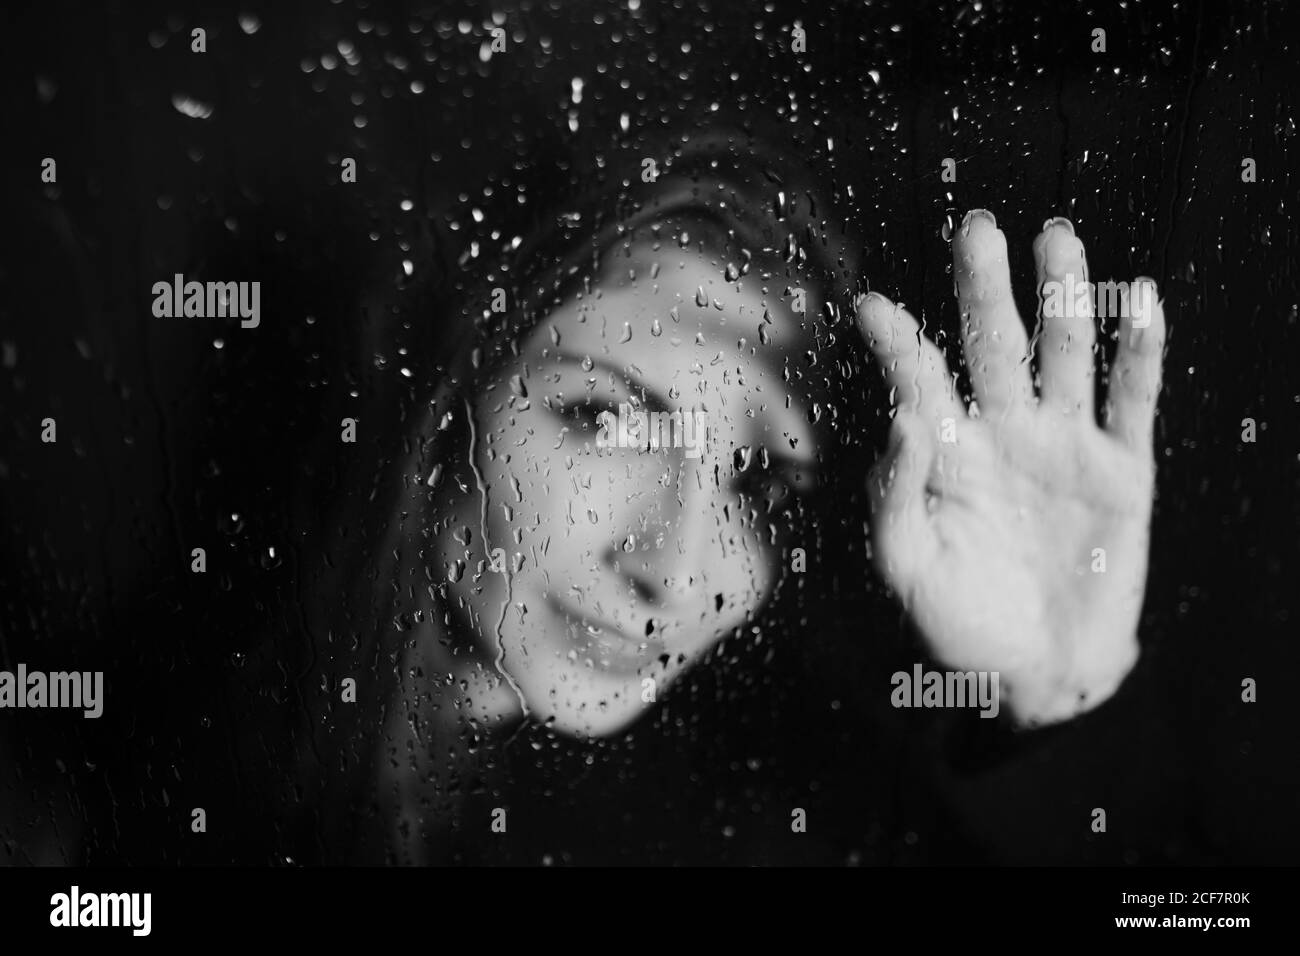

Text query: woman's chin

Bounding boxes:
[508,660,659,740]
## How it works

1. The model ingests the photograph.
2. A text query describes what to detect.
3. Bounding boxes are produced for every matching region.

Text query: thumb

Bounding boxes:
[867,413,937,589]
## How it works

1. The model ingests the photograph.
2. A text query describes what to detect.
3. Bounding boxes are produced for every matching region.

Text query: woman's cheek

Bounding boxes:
[478,466,607,588]
[713,526,779,632]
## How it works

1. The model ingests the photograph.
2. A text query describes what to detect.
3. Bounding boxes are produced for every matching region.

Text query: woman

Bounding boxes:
[296,116,1166,864]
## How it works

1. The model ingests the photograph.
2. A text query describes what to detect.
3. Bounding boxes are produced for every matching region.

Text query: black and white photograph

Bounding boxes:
[1,0,1295,935]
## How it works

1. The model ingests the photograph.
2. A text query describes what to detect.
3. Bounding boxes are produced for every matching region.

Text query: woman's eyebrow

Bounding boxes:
[547,351,673,415]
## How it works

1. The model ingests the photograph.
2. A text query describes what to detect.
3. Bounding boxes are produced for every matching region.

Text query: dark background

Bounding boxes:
[1,0,1297,865]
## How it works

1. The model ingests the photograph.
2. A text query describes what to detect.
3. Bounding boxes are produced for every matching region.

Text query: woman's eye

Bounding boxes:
[556,399,614,431]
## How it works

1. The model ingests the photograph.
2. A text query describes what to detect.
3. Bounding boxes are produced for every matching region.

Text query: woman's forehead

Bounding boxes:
[522,230,820,379]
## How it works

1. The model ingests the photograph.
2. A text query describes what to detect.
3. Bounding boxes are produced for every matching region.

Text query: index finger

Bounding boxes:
[856,291,962,426]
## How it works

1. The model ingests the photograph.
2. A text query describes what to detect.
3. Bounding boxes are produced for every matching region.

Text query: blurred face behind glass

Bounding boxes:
[443,227,818,737]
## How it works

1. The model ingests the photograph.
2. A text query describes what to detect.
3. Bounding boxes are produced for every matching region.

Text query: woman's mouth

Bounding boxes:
[547,596,667,674]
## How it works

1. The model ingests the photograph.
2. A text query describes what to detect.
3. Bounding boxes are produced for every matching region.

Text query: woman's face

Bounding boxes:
[448,232,819,738]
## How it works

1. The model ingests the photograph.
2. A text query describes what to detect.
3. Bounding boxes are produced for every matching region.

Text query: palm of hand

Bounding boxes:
[858,213,1166,726]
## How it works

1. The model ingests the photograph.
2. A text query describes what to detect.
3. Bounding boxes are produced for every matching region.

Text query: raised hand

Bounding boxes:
[857,211,1166,727]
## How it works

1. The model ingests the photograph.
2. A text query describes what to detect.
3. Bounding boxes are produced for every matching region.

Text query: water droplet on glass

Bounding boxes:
[172,94,214,120]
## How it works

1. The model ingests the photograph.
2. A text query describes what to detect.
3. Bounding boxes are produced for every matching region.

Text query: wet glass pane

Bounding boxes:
[1,0,1296,881]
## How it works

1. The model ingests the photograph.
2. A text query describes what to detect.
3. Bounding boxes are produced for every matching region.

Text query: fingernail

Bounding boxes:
[962,208,997,230]
[858,291,889,312]
[1040,216,1075,235]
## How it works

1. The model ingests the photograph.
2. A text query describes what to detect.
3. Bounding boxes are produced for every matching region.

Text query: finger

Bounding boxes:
[855,291,962,428]
[1032,217,1097,419]
[866,412,938,588]
[952,209,1034,418]
[1104,277,1166,451]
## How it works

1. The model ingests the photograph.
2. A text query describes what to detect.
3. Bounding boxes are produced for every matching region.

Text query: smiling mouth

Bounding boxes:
[547,596,667,673]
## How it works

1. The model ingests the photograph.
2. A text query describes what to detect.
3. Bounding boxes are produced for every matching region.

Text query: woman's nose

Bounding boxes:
[600,541,666,606]
[604,457,721,603]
